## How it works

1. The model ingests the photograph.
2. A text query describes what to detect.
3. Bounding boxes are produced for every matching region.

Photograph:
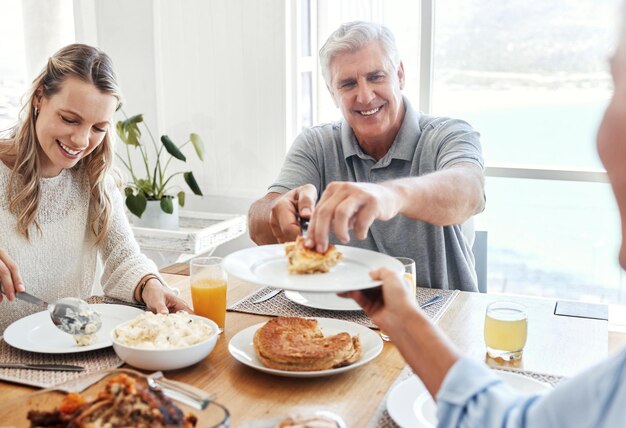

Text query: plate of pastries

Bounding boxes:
[228,316,383,377]
[223,237,403,293]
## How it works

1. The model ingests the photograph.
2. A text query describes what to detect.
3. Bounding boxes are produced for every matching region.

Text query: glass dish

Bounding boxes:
[0,368,229,427]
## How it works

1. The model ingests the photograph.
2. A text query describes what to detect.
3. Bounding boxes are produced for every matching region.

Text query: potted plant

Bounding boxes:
[115,113,204,229]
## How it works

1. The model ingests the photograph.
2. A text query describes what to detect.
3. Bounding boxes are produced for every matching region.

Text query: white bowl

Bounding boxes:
[110,315,220,371]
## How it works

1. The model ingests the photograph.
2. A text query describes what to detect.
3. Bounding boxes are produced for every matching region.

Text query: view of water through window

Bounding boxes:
[433,0,624,302]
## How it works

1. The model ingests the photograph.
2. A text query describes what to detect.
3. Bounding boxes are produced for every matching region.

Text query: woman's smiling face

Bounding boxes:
[34,77,117,177]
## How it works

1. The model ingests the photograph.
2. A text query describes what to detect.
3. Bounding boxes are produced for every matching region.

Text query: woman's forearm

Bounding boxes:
[386,309,460,398]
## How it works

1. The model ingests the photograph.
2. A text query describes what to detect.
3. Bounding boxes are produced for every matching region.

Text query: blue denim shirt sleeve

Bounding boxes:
[435,347,626,428]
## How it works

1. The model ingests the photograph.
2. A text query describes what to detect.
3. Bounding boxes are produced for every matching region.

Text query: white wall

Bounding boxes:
[84,0,292,254]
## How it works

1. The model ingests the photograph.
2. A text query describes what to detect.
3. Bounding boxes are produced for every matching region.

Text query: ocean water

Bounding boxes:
[454,99,624,303]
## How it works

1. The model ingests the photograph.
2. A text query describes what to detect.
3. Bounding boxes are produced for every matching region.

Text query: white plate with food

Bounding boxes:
[3,304,145,354]
[386,370,551,427]
[228,317,383,378]
[223,244,403,292]
[284,291,363,311]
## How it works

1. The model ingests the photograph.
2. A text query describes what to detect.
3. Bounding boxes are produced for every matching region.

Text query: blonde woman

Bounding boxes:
[0,44,190,332]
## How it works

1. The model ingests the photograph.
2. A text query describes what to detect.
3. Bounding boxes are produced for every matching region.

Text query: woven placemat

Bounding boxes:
[0,296,139,390]
[0,339,123,390]
[370,365,565,428]
[228,287,459,328]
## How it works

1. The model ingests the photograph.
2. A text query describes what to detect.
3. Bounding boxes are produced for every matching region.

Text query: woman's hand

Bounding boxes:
[340,267,415,332]
[0,249,25,303]
[141,279,193,314]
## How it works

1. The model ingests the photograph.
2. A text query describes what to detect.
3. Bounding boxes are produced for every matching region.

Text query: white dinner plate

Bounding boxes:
[284,291,362,311]
[223,245,403,292]
[3,304,145,354]
[387,370,551,427]
[228,317,383,378]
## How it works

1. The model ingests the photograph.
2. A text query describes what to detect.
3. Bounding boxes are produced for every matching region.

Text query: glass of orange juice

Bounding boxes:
[190,257,228,332]
[484,301,528,360]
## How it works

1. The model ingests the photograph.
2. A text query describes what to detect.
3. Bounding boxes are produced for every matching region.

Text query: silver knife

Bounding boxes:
[251,288,283,304]
[0,363,85,372]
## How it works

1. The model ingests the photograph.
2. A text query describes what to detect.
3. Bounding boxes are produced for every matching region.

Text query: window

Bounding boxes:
[0,0,27,129]
[0,0,75,129]
[305,0,625,303]
[433,0,623,302]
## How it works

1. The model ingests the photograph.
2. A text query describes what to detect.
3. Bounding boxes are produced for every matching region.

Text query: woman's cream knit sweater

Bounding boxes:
[0,161,159,332]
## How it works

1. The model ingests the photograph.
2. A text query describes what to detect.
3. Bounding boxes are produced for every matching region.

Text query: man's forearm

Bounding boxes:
[248,193,280,245]
[386,164,485,226]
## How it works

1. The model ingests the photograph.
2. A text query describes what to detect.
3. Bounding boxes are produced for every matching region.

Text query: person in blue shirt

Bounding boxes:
[343,6,626,427]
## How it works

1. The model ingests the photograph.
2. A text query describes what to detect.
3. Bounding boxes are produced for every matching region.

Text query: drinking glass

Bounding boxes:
[395,257,417,298]
[484,301,528,361]
[190,257,228,332]
[380,257,417,342]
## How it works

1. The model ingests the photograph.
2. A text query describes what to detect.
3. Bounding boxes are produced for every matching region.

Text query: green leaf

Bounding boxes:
[177,191,185,207]
[126,123,141,147]
[160,197,174,214]
[116,117,142,147]
[124,186,134,198]
[126,192,147,218]
[190,133,205,161]
[161,135,186,161]
[121,114,144,128]
[184,172,203,195]
[136,179,154,197]
[117,114,143,147]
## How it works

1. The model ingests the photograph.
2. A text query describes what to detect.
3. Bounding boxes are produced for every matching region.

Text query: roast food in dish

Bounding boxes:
[113,311,214,349]
[26,373,197,427]
[285,236,342,274]
[253,317,361,371]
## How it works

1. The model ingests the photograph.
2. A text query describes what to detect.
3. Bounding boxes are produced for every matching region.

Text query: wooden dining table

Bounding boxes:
[0,268,613,426]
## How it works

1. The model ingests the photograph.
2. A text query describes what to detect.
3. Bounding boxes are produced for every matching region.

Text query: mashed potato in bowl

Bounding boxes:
[111,312,220,371]
[114,311,214,349]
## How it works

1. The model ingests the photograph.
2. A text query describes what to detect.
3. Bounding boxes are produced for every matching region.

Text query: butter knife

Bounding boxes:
[0,363,85,372]
[251,288,283,304]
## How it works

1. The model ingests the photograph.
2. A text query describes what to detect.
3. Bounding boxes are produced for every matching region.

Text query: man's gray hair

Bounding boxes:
[319,21,401,86]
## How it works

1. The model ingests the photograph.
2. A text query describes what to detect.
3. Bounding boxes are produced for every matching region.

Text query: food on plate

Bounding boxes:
[113,311,214,349]
[285,236,342,274]
[253,317,361,371]
[26,373,197,427]
[73,333,97,346]
[58,305,101,346]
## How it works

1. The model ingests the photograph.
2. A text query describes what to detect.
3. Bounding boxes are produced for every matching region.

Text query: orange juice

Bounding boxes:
[191,278,227,330]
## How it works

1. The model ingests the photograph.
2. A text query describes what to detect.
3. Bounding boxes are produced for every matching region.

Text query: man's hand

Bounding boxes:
[306,181,400,252]
[268,184,318,243]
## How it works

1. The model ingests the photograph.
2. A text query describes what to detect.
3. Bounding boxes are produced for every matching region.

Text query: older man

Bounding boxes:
[248,21,485,291]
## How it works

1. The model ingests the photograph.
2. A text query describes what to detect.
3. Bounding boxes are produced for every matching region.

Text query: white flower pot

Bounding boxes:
[133,197,179,230]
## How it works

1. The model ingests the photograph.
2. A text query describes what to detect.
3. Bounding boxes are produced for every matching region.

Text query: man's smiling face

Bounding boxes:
[327,40,405,149]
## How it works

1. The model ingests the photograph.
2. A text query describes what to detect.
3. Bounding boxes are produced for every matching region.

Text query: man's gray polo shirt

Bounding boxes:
[269,97,484,291]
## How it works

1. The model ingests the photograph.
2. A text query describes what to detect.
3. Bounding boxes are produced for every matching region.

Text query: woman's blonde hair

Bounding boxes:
[0,43,122,243]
